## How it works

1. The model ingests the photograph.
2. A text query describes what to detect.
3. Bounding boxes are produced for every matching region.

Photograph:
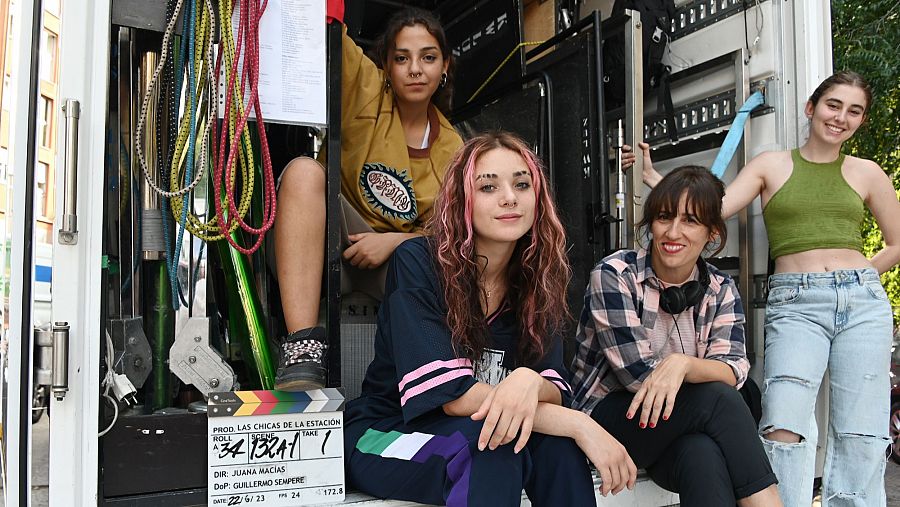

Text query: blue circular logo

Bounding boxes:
[359,163,418,222]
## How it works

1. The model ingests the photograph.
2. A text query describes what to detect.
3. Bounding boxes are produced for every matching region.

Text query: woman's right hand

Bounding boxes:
[471,368,545,453]
[574,414,637,496]
[635,142,663,188]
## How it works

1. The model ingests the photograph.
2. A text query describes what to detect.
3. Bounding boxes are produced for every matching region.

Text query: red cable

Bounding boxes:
[214,0,277,255]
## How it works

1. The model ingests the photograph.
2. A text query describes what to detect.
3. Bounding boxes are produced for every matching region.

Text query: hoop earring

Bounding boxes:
[440,72,447,89]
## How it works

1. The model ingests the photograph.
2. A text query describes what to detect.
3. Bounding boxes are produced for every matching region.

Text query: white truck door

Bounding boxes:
[2,0,40,503]
[45,0,112,505]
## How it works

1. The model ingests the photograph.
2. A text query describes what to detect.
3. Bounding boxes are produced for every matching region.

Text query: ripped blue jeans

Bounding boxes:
[760,269,892,507]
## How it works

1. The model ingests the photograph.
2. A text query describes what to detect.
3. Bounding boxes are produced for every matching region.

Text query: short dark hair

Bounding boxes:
[637,165,727,256]
[371,7,455,113]
[808,70,873,116]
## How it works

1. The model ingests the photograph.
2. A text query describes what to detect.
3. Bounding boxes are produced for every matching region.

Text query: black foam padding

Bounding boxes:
[444,0,524,108]
[101,412,207,497]
[452,79,542,148]
[527,29,611,335]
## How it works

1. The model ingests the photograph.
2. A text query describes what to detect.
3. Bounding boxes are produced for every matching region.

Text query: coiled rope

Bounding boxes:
[213,0,277,255]
[134,0,279,306]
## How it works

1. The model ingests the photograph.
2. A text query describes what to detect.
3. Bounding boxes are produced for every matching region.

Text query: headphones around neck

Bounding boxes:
[658,258,711,315]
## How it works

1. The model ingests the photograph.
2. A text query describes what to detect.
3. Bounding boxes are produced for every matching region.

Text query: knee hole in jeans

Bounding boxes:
[835,432,892,451]
[763,375,812,390]
[761,427,804,444]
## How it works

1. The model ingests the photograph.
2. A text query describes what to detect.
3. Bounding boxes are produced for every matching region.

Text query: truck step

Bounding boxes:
[333,471,679,506]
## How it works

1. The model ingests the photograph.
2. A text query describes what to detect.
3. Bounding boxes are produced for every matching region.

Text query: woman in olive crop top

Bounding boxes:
[637,71,900,506]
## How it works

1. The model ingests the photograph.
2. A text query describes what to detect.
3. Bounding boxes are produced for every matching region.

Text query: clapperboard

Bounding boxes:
[207,389,345,506]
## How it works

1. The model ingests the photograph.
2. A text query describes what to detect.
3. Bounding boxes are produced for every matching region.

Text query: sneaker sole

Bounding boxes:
[274,373,326,392]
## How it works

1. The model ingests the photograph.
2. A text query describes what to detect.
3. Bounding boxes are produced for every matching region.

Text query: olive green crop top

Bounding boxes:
[762,149,864,259]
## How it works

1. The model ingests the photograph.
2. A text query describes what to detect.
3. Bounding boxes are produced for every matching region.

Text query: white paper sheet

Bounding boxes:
[218,0,326,126]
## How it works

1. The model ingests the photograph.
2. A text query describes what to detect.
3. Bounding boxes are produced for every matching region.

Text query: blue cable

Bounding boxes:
[160,12,189,306]
[168,0,198,310]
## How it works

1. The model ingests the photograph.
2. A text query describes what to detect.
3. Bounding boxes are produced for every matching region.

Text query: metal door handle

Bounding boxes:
[58,99,80,245]
[51,322,70,400]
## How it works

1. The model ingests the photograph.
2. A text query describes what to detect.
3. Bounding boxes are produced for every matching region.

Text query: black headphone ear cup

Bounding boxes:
[660,286,686,314]
[681,281,704,309]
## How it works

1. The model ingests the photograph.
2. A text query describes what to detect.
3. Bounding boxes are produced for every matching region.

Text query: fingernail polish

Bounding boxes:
[649,422,656,428]
[663,415,669,421]
[639,422,645,428]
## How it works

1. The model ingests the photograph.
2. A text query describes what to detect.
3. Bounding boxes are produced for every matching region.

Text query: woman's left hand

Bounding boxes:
[471,368,544,453]
[626,354,690,428]
[343,232,405,269]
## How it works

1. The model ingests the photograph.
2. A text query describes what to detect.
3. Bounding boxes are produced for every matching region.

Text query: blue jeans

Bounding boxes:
[760,269,893,507]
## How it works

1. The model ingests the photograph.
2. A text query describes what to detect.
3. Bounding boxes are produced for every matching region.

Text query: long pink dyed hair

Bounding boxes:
[426,132,571,365]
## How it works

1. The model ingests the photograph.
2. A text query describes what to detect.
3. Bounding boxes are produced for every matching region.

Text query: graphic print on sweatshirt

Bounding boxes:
[360,162,418,222]
[476,348,512,386]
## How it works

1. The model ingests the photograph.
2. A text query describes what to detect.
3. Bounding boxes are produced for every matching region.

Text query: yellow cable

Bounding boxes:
[168,0,257,241]
[466,41,546,104]
[168,0,225,240]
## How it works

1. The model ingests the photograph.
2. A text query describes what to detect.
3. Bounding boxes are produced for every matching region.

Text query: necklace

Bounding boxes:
[483,277,505,300]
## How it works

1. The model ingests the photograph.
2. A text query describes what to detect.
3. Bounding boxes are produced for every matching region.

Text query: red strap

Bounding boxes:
[327,0,344,23]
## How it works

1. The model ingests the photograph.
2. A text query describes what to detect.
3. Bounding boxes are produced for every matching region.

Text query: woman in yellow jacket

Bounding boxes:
[272,8,463,391]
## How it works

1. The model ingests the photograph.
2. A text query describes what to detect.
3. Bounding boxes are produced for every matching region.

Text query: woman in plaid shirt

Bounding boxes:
[571,166,782,506]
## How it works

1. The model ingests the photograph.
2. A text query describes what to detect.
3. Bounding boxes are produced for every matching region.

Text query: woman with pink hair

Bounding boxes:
[343,132,636,505]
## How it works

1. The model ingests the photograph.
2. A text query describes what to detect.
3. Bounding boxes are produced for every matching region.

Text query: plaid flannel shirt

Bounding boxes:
[570,249,750,415]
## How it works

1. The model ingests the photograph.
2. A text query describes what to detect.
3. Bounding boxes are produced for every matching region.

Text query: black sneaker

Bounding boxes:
[274,326,327,391]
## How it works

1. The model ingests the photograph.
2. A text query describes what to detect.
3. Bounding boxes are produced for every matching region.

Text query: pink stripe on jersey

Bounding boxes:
[398,358,473,392]
[539,368,563,380]
[548,379,569,393]
[539,369,571,391]
[400,368,474,406]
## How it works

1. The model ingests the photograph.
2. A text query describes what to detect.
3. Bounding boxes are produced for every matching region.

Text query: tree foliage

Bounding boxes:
[831,0,900,323]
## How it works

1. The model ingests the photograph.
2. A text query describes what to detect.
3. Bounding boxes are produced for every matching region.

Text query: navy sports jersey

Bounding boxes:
[344,236,573,448]
[343,237,594,506]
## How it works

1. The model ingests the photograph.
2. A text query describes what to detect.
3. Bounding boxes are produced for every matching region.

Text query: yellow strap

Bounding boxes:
[466,40,545,104]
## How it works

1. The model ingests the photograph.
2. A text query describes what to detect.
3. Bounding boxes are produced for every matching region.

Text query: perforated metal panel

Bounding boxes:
[339,292,380,402]
[671,0,769,40]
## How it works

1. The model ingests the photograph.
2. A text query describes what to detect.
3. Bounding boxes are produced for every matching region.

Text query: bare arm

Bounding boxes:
[636,142,768,219]
[445,368,562,454]
[637,142,663,187]
[444,370,636,495]
[682,355,738,385]
[864,161,900,274]
[454,387,637,496]
[531,403,637,496]
[626,354,737,429]
[720,155,768,219]
[442,370,561,417]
